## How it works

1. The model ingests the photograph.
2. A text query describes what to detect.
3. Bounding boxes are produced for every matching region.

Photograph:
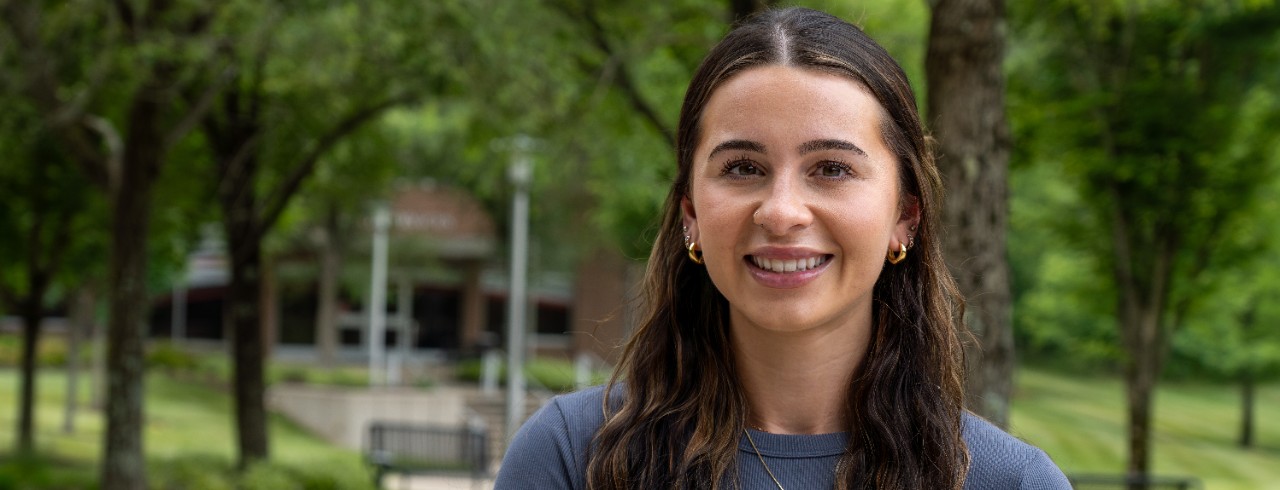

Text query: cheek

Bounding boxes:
[691,193,751,267]
[838,193,899,251]
[694,195,740,245]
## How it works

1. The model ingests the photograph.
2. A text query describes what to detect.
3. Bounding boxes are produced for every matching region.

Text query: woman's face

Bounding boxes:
[682,65,917,336]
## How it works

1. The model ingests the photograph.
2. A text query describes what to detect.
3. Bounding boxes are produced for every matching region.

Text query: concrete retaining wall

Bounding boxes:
[269,384,468,450]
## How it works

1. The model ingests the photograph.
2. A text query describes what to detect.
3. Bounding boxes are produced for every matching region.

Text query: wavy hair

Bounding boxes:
[586,7,969,489]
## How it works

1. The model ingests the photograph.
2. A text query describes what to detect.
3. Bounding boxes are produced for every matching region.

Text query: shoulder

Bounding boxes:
[962,413,1072,490]
[493,387,610,490]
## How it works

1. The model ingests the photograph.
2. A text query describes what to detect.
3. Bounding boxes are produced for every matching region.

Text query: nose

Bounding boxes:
[754,176,813,236]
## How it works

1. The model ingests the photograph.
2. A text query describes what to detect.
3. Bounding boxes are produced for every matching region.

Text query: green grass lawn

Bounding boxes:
[1009,368,1280,490]
[0,367,375,489]
[1,365,1277,488]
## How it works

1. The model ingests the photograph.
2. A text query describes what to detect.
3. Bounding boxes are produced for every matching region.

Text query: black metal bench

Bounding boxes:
[365,421,489,489]
[1068,473,1202,489]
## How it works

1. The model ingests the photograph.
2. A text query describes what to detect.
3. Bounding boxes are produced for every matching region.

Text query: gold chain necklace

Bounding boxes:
[743,428,786,490]
[744,426,846,490]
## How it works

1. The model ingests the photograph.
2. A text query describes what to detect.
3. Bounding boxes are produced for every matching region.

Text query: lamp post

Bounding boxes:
[368,203,390,386]
[505,137,533,442]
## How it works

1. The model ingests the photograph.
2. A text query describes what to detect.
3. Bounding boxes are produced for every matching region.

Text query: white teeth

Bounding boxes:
[752,255,826,272]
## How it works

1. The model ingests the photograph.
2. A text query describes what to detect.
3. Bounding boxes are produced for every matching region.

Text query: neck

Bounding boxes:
[732,314,870,435]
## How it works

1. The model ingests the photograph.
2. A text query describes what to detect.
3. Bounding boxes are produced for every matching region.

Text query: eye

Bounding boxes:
[721,158,763,177]
[816,161,854,179]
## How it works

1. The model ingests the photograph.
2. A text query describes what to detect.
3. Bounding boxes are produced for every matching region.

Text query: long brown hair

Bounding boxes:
[587,7,969,489]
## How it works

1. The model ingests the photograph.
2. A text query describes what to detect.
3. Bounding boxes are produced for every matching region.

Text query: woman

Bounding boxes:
[496,7,1069,489]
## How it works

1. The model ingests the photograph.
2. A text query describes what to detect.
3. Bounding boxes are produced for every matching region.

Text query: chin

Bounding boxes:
[737,309,833,333]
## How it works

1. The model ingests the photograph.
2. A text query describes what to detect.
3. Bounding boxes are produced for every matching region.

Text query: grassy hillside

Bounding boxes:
[1010,368,1280,490]
[0,368,375,489]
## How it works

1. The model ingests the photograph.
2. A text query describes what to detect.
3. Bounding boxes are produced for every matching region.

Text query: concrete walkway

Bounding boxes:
[379,474,495,490]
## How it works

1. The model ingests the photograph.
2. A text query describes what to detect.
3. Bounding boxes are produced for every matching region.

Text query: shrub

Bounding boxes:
[283,459,376,490]
[194,355,232,384]
[272,365,311,385]
[267,364,373,388]
[455,356,610,392]
[148,455,376,490]
[0,453,96,490]
[454,358,486,382]
[0,335,81,368]
[150,454,235,490]
[146,342,201,373]
[239,462,295,490]
[319,367,375,388]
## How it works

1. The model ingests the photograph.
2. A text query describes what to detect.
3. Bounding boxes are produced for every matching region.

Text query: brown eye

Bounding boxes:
[722,159,763,177]
[817,161,853,178]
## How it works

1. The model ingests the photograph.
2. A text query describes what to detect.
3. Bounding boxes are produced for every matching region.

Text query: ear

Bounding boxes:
[680,195,699,244]
[894,194,921,250]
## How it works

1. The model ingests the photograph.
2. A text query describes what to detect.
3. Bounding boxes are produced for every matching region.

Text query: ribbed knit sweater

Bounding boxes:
[494,386,1071,489]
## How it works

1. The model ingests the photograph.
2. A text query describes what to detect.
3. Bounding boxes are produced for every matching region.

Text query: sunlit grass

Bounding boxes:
[0,367,374,488]
[1011,368,1280,490]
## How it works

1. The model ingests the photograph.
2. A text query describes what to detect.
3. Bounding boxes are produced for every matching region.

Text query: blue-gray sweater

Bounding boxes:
[495,386,1071,489]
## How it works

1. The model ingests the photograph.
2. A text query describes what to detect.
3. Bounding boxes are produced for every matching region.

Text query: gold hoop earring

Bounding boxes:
[687,241,704,265]
[886,243,907,265]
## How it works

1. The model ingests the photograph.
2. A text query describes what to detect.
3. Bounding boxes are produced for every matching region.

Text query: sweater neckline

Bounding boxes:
[738,429,849,458]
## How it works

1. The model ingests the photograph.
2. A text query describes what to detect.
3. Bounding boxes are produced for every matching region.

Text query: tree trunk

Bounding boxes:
[1124,319,1158,488]
[16,300,42,454]
[227,225,270,467]
[205,62,409,468]
[101,157,157,490]
[925,0,1013,427]
[315,206,342,364]
[91,297,106,411]
[1111,196,1175,484]
[64,286,94,434]
[1240,372,1254,448]
[101,81,167,489]
[1237,300,1259,449]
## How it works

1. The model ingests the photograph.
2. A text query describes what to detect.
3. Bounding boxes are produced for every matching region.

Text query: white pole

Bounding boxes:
[482,349,500,396]
[505,138,533,442]
[575,352,590,391]
[368,204,391,386]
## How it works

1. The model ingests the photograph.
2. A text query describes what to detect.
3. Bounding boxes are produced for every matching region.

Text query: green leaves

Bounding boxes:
[1009,0,1280,378]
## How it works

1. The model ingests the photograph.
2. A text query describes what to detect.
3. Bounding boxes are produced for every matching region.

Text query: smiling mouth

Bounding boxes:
[748,255,831,273]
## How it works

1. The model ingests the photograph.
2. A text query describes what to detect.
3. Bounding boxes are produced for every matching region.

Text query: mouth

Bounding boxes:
[747,254,832,273]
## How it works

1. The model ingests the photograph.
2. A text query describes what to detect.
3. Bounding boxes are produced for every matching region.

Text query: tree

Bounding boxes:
[1172,136,1280,448]
[1011,0,1280,479]
[192,1,456,466]
[1,1,221,486]
[925,0,1014,427]
[434,0,713,262]
[0,99,102,455]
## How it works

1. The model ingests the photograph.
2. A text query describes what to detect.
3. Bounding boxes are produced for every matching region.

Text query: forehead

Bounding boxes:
[697,65,887,151]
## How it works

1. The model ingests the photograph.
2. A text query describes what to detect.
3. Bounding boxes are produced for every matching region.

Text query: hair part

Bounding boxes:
[588,7,969,489]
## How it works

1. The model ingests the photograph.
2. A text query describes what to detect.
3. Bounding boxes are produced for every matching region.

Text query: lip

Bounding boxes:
[744,246,832,289]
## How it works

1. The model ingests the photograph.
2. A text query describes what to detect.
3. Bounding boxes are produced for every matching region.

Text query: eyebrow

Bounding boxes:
[706,138,867,159]
[797,138,866,156]
[707,139,766,159]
